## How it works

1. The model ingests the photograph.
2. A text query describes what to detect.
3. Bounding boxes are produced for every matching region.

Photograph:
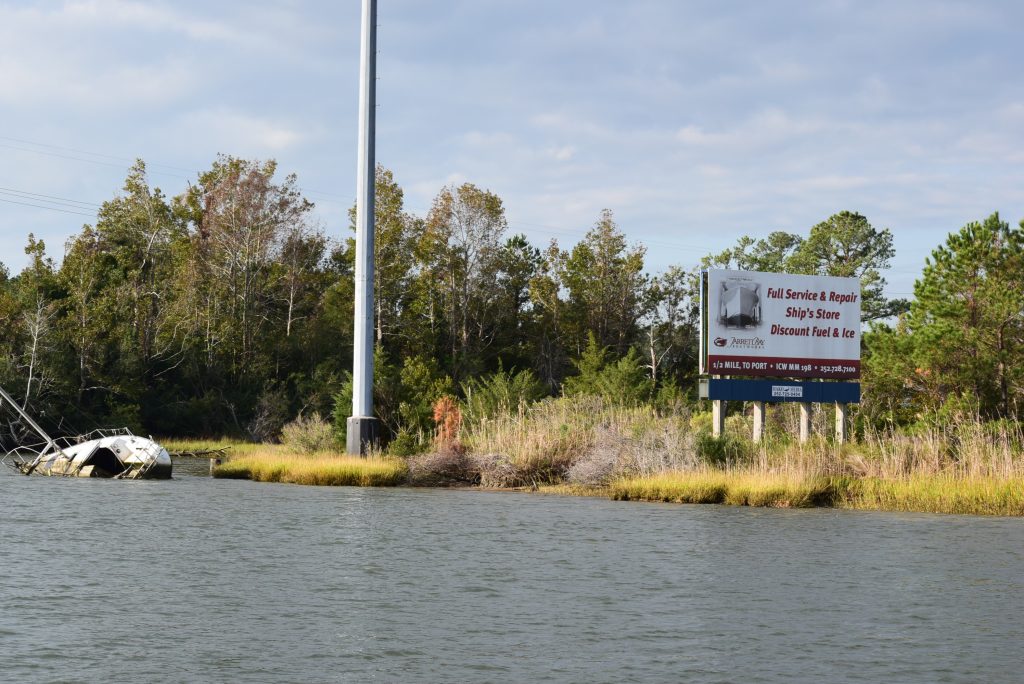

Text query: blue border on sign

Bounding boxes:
[699,379,861,403]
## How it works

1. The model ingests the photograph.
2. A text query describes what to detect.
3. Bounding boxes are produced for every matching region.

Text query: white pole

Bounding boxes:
[752,401,765,443]
[347,0,379,455]
[712,399,725,438]
[799,402,811,444]
[835,402,848,444]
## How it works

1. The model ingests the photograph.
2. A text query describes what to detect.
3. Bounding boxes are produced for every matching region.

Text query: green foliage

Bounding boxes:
[560,210,647,355]
[462,366,546,426]
[281,412,336,453]
[386,429,422,457]
[903,213,1024,419]
[396,354,454,439]
[597,350,654,405]
[789,211,902,320]
[330,372,355,446]
[5,151,1020,450]
[654,378,688,413]
[563,334,653,405]
[562,333,608,397]
[423,182,510,381]
[861,322,918,427]
[643,265,698,390]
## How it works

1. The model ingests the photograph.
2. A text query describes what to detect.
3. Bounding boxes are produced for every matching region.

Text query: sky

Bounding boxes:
[1,0,1022,301]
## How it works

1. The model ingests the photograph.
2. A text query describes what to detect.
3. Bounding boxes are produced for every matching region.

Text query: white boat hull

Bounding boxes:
[30,435,172,479]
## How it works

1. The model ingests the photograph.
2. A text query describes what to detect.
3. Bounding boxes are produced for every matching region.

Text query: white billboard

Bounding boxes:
[701,269,861,379]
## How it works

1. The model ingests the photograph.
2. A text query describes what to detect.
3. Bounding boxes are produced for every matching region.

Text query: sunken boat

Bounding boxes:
[0,386,171,480]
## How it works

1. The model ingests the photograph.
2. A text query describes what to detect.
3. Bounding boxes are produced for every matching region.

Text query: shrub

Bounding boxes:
[398,355,454,437]
[407,444,480,486]
[433,396,462,446]
[695,432,750,466]
[565,425,631,485]
[387,429,424,457]
[462,367,546,426]
[281,412,336,453]
[563,334,653,405]
[654,378,689,414]
[248,387,291,442]
[330,372,354,446]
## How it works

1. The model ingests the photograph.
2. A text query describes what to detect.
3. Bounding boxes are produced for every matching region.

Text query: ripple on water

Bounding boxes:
[1,476,1023,683]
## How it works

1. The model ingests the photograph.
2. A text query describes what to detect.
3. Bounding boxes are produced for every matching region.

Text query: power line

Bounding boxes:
[0,135,195,175]
[0,187,101,209]
[0,197,94,218]
[0,142,175,176]
[0,134,354,201]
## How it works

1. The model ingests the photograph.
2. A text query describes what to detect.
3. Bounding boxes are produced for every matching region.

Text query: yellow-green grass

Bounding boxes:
[162,438,274,459]
[213,450,407,487]
[607,469,1024,516]
[610,470,843,508]
[844,475,1024,516]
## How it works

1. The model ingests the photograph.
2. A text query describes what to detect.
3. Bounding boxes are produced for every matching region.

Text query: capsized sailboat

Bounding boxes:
[0,386,171,479]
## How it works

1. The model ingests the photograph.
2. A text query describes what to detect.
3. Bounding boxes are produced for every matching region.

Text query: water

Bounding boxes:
[1,466,1022,683]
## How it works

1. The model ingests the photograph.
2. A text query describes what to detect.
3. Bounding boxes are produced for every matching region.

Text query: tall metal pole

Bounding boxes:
[347,0,379,455]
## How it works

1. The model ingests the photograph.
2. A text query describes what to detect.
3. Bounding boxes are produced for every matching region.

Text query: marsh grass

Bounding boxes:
[214,450,407,487]
[610,470,843,508]
[845,476,1024,516]
[456,396,1024,515]
[174,439,407,487]
[162,437,268,458]
[165,404,1024,515]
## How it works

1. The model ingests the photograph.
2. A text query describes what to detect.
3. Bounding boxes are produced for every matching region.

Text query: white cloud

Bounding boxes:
[59,0,245,42]
[172,109,307,154]
[675,125,729,146]
[549,146,576,162]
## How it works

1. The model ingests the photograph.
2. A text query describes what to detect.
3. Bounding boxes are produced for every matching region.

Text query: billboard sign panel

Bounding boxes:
[701,269,861,379]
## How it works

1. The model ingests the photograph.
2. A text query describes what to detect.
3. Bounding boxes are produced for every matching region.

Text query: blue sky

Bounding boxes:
[1,0,1022,300]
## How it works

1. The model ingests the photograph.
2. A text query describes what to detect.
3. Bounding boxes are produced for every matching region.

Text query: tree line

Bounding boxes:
[0,156,1020,449]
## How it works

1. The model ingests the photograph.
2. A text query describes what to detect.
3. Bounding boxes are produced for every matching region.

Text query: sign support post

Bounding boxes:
[752,402,765,443]
[799,403,811,443]
[835,403,847,444]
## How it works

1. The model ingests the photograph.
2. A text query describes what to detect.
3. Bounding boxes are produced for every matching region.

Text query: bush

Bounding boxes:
[387,429,424,457]
[248,387,290,442]
[563,334,653,405]
[654,378,689,414]
[462,367,546,426]
[281,412,336,453]
[407,444,480,486]
[433,396,462,446]
[397,355,454,437]
[565,425,631,485]
[695,432,750,466]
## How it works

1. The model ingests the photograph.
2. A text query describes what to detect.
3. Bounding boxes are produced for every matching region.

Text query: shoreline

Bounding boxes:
[203,448,1024,517]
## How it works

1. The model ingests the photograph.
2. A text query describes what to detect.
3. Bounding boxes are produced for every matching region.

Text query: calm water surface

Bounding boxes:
[1,464,1021,683]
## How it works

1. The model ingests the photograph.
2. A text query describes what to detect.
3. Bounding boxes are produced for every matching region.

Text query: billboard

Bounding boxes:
[700,269,861,379]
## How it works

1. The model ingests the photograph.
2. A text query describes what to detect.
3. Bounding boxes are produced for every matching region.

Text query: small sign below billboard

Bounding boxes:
[771,385,804,399]
[701,269,861,379]
[699,378,861,403]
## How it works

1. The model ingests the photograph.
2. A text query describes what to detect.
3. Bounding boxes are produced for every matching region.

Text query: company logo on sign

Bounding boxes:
[771,385,803,398]
[727,337,766,350]
[713,337,728,347]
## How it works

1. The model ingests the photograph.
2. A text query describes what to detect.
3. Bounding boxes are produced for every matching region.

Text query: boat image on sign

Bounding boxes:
[718,279,761,328]
[0,385,171,480]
